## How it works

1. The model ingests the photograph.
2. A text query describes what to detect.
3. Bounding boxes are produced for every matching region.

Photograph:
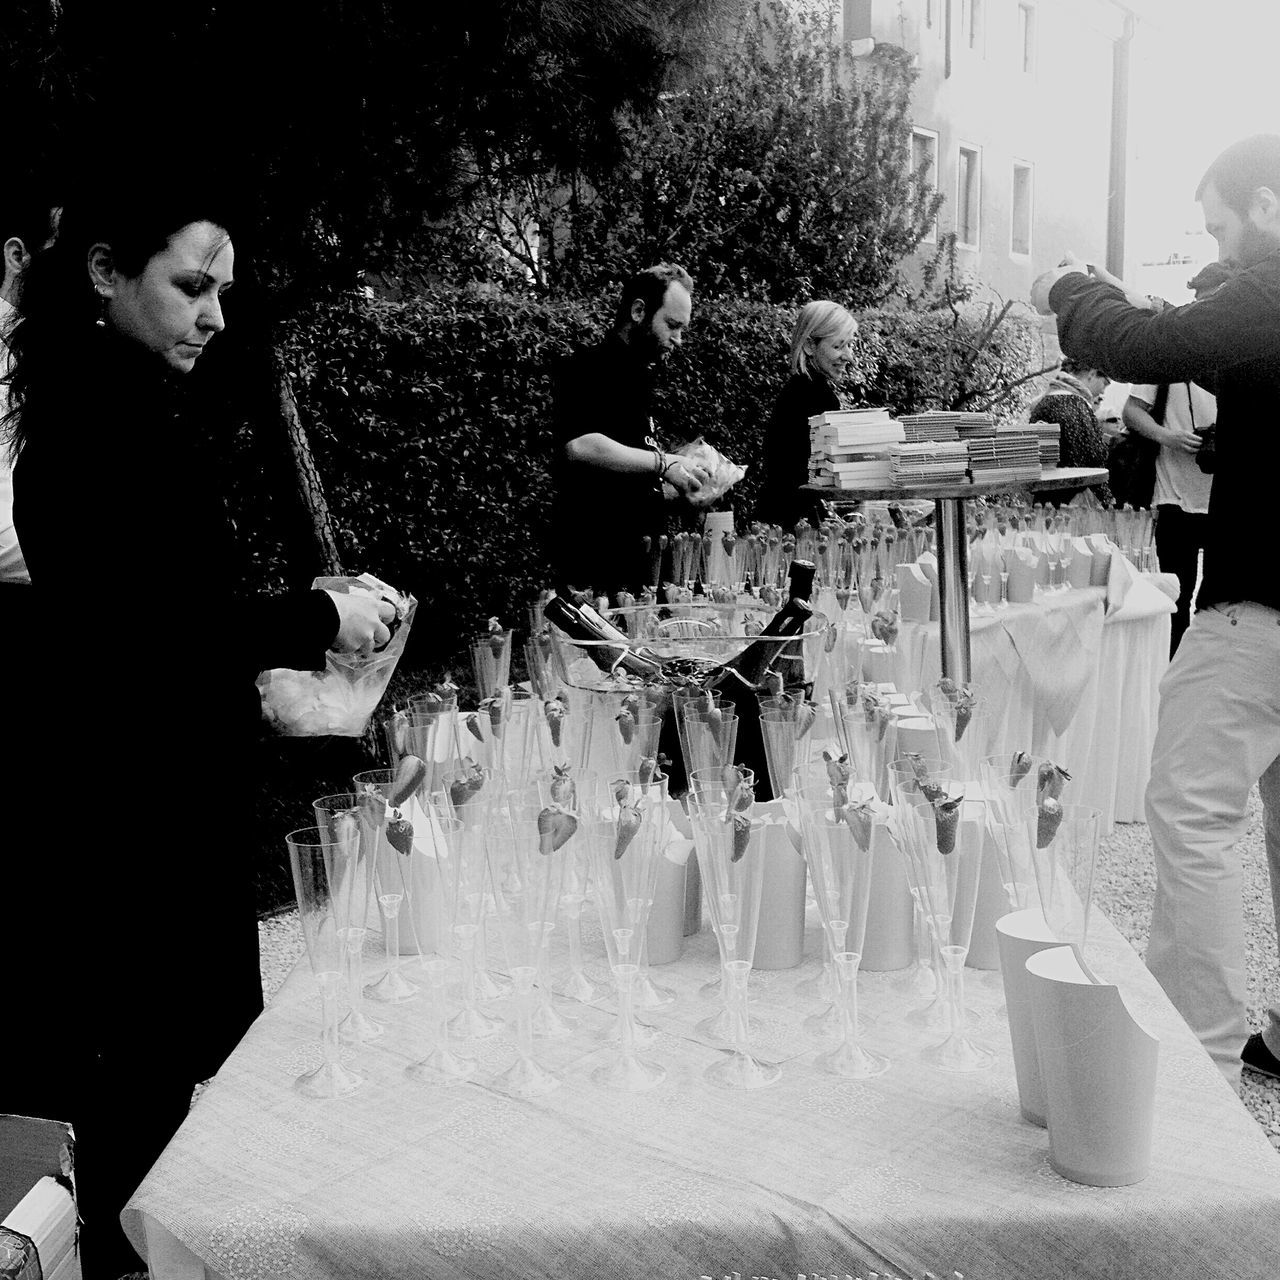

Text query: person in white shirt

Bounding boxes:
[1121,262,1231,653]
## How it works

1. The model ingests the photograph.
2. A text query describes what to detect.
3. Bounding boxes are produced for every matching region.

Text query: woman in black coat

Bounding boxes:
[757,300,859,528]
[1,167,391,1279]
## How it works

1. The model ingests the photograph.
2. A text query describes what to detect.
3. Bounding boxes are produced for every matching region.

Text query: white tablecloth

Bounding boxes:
[126,901,1280,1280]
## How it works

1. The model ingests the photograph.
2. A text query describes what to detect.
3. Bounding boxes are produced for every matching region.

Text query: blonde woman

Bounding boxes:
[758,299,858,527]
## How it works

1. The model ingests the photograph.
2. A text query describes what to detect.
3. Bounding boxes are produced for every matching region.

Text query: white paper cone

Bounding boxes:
[896,561,933,623]
[1068,537,1094,588]
[861,819,914,971]
[753,810,807,970]
[996,908,1059,1125]
[646,853,687,965]
[1026,944,1159,1187]
[966,824,1010,971]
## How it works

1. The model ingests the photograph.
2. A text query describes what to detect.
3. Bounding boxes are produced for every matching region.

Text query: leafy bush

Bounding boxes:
[435,0,945,306]
[257,286,1049,678]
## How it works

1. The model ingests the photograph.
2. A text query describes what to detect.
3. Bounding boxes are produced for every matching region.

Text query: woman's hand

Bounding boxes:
[326,591,395,656]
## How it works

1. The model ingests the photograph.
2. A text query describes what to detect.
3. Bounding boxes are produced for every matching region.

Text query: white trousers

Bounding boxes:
[1145,602,1280,1089]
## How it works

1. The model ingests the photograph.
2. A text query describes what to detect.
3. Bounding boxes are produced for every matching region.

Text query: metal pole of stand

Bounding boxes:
[934,496,972,682]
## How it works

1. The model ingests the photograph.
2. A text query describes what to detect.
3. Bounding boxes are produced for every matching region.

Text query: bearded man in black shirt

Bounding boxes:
[1032,133,1280,1092]
[550,263,710,601]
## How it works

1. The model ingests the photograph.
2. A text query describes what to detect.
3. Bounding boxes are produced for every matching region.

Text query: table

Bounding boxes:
[126,903,1280,1280]
[802,468,1110,681]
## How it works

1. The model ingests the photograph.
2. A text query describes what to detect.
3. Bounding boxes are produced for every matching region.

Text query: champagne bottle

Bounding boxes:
[700,597,813,803]
[775,558,816,685]
[543,596,665,680]
[787,558,817,601]
[706,596,813,688]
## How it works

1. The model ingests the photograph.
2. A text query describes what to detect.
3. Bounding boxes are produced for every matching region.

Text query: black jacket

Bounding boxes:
[549,334,668,597]
[11,327,337,1082]
[758,371,838,529]
[1050,258,1280,611]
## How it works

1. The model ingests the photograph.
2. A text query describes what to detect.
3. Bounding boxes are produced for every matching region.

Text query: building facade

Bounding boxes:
[841,0,1135,304]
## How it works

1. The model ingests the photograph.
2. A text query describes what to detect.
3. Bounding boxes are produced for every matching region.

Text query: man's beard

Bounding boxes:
[1237,220,1276,269]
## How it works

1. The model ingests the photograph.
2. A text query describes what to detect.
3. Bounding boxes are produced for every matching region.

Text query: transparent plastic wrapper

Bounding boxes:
[258,573,417,736]
[670,436,746,505]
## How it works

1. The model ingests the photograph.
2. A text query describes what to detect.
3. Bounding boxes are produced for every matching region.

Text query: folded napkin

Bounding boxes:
[1105,547,1175,621]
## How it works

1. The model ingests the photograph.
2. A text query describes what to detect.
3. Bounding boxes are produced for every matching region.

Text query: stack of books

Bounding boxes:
[887,441,970,486]
[898,411,960,443]
[808,407,903,489]
[1031,421,1061,468]
[966,429,1043,484]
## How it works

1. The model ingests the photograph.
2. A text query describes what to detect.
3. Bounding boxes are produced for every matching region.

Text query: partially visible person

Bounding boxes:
[549,263,710,601]
[0,194,59,586]
[1030,132,1280,1093]
[1121,261,1234,654]
[757,300,857,529]
[1028,358,1114,505]
[1,162,391,1279]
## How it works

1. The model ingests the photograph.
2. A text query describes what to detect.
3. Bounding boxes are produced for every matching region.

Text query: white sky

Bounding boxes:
[1126,0,1280,270]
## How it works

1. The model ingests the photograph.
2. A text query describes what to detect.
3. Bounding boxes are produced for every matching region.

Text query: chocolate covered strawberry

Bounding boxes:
[464,711,485,743]
[823,749,852,809]
[387,815,414,856]
[548,763,576,808]
[728,810,752,862]
[356,785,387,824]
[870,608,899,646]
[537,805,578,855]
[795,700,817,739]
[486,696,505,735]
[616,703,638,744]
[843,800,876,851]
[1009,751,1035,787]
[1037,763,1071,802]
[544,697,566,747]
[389,754,427,808]
[614,804,642,859]
[1037,797,1064,848]
[388,710,409,756]
[933,794,964,855]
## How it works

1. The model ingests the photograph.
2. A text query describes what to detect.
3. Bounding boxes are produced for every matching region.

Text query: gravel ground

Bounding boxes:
[256,794,1280,1149]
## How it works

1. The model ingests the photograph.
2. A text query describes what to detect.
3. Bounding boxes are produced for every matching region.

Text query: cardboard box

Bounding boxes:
[0,1116,79,1280]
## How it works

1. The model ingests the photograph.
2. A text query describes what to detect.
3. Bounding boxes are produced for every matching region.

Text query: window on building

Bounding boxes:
[911,127,940,243]
[957,144,981,248]
[1011,162,1033,256]
[1018,3,1036,73]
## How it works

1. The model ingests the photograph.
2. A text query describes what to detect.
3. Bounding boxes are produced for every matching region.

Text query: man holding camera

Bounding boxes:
[1033,133,1280,1092]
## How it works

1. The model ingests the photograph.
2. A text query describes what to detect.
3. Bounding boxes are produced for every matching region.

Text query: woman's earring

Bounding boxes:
[95,287,108,329]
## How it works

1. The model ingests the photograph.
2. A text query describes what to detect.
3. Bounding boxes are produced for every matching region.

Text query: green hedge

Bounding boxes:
[274,287,1047,677]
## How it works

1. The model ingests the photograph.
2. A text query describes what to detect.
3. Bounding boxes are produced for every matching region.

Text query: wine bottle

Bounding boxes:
[699,597,812,803]
[787,558,817,601]
[705,596,813,689]
[543,596,665,679]
[774,558,816,685]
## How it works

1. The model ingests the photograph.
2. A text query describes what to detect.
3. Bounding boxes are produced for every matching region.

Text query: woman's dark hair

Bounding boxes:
[2,162,237,458]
